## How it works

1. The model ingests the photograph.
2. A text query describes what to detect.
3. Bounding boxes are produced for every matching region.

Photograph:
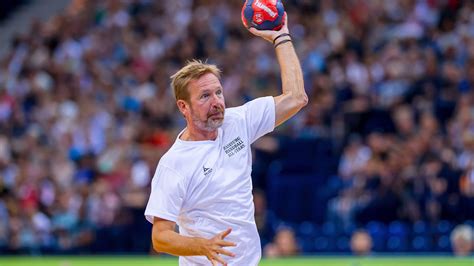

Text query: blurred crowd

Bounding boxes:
[0,1,28,22]
[0,0,473,256]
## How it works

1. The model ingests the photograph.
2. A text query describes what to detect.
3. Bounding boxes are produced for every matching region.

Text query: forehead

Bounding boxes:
[188,73,221,93]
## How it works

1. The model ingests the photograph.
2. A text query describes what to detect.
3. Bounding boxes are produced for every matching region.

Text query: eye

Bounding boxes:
[201,93,209,99]
[216,89,222,95]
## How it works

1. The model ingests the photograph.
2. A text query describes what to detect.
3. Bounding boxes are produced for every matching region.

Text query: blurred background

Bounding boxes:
[0,0,473,260]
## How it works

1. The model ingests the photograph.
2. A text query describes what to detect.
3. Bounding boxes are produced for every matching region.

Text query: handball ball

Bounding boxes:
[241,0,285,31]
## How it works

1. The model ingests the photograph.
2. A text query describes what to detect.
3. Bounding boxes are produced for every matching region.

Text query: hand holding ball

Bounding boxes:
[241,0,285,31]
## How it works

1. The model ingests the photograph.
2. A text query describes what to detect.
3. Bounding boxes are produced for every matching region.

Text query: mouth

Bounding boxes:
[208,111,224,119]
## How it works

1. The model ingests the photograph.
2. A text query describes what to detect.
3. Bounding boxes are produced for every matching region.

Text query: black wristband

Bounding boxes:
[272,33,291,44]
[274,39,292,49]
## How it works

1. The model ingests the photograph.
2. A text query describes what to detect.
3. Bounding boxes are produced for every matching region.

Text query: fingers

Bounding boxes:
[215,247,236,258]
[247,15,289,43]
[210,252,227,266]
[247,27,273,41]
[248,27,259,35]
[219,228,232,239]
[207,255,219,266]
[206,228,235,265]
[217,239,236,247]
[248,27,270,38]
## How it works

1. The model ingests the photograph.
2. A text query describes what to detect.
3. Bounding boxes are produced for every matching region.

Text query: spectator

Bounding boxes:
[450,224,473,256]
[350,229,373,256]
[263,226,300,258]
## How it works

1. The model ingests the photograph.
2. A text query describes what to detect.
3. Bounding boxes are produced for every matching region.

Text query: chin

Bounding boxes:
[208,119,224,130]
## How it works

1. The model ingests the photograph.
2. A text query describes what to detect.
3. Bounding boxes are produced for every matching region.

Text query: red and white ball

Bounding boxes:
[241,0,285,31]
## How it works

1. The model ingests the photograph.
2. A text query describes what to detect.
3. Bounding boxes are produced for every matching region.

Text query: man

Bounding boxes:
[350,229,373,256]
[144,13,307,265]
[450,224,473,256]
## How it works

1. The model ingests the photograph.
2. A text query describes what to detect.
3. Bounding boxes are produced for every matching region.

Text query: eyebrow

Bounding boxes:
[200,87,223,94]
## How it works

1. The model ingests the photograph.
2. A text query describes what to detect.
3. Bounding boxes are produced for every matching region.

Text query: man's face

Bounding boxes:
[180,73,225,131]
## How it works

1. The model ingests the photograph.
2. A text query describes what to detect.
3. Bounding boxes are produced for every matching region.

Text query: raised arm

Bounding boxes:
[152,217,236,265]
[248,13,308,127]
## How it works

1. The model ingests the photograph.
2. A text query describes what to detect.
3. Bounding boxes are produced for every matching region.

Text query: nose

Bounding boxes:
[211,93,223,107]
[211,101,221,111]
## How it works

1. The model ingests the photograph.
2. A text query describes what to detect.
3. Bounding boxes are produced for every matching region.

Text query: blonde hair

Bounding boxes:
[170,60,221,102]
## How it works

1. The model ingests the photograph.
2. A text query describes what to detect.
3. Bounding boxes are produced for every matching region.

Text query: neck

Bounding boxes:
[181,126,218,141]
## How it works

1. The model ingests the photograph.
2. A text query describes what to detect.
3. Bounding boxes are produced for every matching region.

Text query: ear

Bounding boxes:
[176,100,188,117]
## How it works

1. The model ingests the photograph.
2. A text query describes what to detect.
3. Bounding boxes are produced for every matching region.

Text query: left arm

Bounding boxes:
[248,13,308,127]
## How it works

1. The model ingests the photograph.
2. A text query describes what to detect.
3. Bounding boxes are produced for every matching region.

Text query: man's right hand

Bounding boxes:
[200,228,236,266]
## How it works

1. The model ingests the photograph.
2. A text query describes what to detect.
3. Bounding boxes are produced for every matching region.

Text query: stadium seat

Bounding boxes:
[435,235,451,252]
[434,220,453,235]
[342,223,357,236]
[367,221,387,236]
[366,221,387,252]
[274,137,337,177]
[297,222,319,253]
[413,221,428,235]
[336,236,350,252]
[297,236,315,253]
[314,236,335,252]
[267,174,318,222]
[372,234,387,252]
[298,221,318,238]
[388,221,409,237]
[321,222,338,237]
[387,235,408,252]
[411,236,432,252]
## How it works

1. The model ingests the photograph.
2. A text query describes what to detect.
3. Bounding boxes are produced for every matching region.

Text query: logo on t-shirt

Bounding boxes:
[203,166,213,176]
[224,137,246,157]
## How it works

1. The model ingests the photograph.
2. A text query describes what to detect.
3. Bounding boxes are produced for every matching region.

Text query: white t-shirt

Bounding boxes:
[144,96,275,265]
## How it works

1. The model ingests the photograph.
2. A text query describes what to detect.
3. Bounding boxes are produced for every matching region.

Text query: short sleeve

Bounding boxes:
[144,164,186,224]
[243,96,275,143]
